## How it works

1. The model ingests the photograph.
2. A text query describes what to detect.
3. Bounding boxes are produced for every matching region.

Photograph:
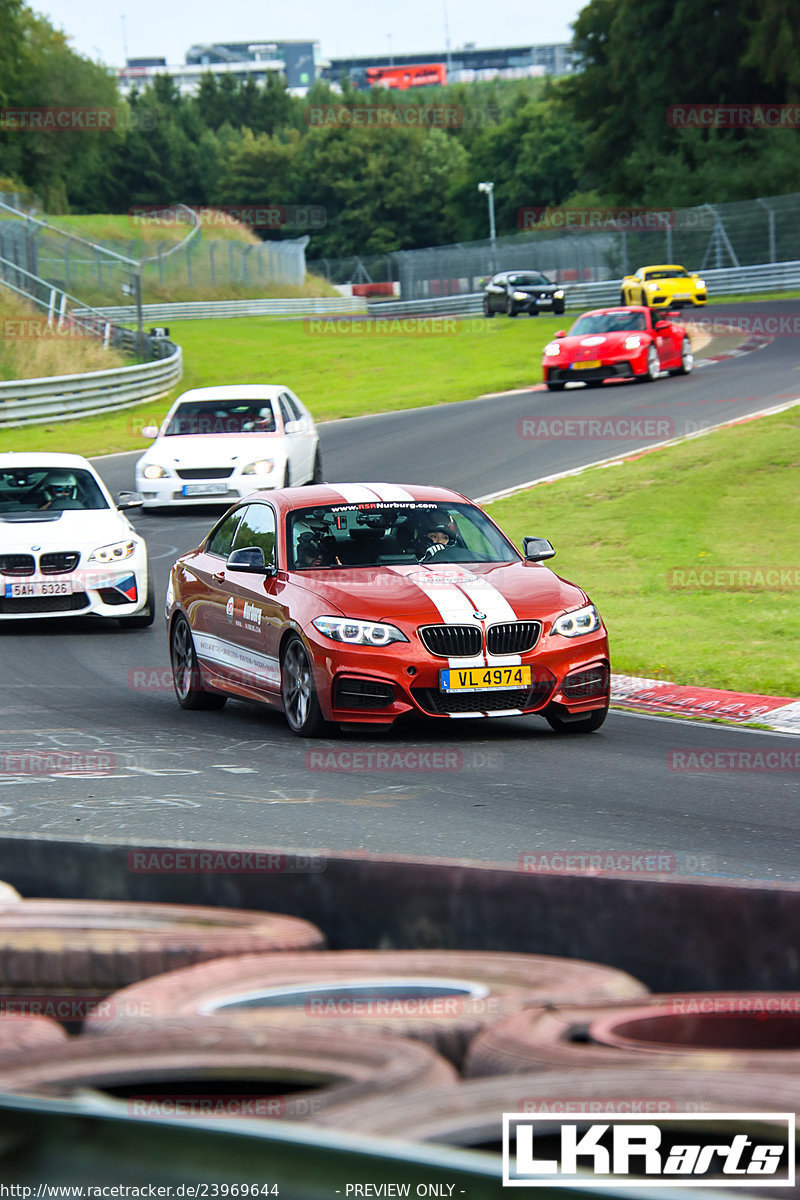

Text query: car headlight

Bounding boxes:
[241,459,274,475]
[624,335,642,349]
[89,540,137,563]
[141,464,168,480]
[647,281,659,291]
[512,291,528,301]
[695,278,706,289]
[544,342,562,356]
[553,289,564,299]
[313,616,408,646]
[551,603,602,638]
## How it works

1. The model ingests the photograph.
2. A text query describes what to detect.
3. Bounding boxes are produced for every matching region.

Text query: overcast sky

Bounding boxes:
[30,0,585,69]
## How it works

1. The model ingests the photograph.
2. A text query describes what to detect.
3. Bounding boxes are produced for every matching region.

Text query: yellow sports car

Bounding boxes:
[620,265,707,308]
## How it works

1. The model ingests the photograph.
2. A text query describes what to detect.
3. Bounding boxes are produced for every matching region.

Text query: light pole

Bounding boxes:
[478,181,496,271]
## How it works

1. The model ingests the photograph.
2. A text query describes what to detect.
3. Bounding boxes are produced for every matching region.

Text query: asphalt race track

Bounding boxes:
[2,301,798,881]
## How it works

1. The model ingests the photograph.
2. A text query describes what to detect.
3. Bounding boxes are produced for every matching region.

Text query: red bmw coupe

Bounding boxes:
[542,306,693,391]
[166,484,610,737]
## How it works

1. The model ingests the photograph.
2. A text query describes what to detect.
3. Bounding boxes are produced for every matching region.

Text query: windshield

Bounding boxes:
[0,467,109,513]
[644,268,690,280]
[287,501,520,569]
[570,312,648,334]
[164,400,277,436]
[507,272,551,287]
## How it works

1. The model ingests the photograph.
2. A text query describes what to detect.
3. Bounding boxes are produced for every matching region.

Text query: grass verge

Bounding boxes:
[0,314,563,454]
[486,406,800,697]
[0,293,126,383]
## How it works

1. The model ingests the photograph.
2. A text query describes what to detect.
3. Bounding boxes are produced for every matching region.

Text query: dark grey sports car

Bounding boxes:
[483,271,566,318]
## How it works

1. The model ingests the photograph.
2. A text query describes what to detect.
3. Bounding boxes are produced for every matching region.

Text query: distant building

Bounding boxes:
[320,43,575,87]
[186,41,319,90]
[115,38,572,98]
[117,39,319,96]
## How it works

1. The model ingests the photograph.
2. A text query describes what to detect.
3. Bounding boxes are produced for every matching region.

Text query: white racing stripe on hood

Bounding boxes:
[328,483,416,503]
[388,564,522,668]
[364,483,416,502]
[328,484,383,503]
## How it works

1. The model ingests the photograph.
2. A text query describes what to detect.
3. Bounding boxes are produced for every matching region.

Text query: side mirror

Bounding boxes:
[554,330,567,339]
[522,536,555,562]
[283,419,303,434]
[115,490,144,510]
[141,425,159,439]
[227,546,276,575]
[654,320,671,332]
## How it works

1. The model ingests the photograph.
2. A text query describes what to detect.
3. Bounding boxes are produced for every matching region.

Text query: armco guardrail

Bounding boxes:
[78,296,367,322]
[372,259,800,317]
[366,294,484,317]
[70,259,800,327]
[0,343,182,428]
[562,260,800,310]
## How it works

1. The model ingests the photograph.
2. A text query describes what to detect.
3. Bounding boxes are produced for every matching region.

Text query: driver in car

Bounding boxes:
[295,532,340,568]
[38,471,79,510]
[417,511,459,564]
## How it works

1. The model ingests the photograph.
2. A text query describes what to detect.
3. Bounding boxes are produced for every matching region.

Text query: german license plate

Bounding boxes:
[440,665,532,693]
[182,483,229,496]
[4,580,74,597]
[573,360,602,370]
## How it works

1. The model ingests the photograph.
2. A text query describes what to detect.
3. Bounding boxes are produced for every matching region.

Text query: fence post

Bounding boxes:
[756,198,776,264]
[64,237,74,290]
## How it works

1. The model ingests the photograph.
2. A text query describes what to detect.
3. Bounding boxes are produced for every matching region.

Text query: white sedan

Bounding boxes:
[0,453,153,625]
[135,385,321,509]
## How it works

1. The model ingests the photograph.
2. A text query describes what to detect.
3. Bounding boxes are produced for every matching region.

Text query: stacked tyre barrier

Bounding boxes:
[0,882,796,1187]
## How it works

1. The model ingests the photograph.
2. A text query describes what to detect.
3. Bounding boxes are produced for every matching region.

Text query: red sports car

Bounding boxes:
[166,484,610,737]
[542,306,693,391]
